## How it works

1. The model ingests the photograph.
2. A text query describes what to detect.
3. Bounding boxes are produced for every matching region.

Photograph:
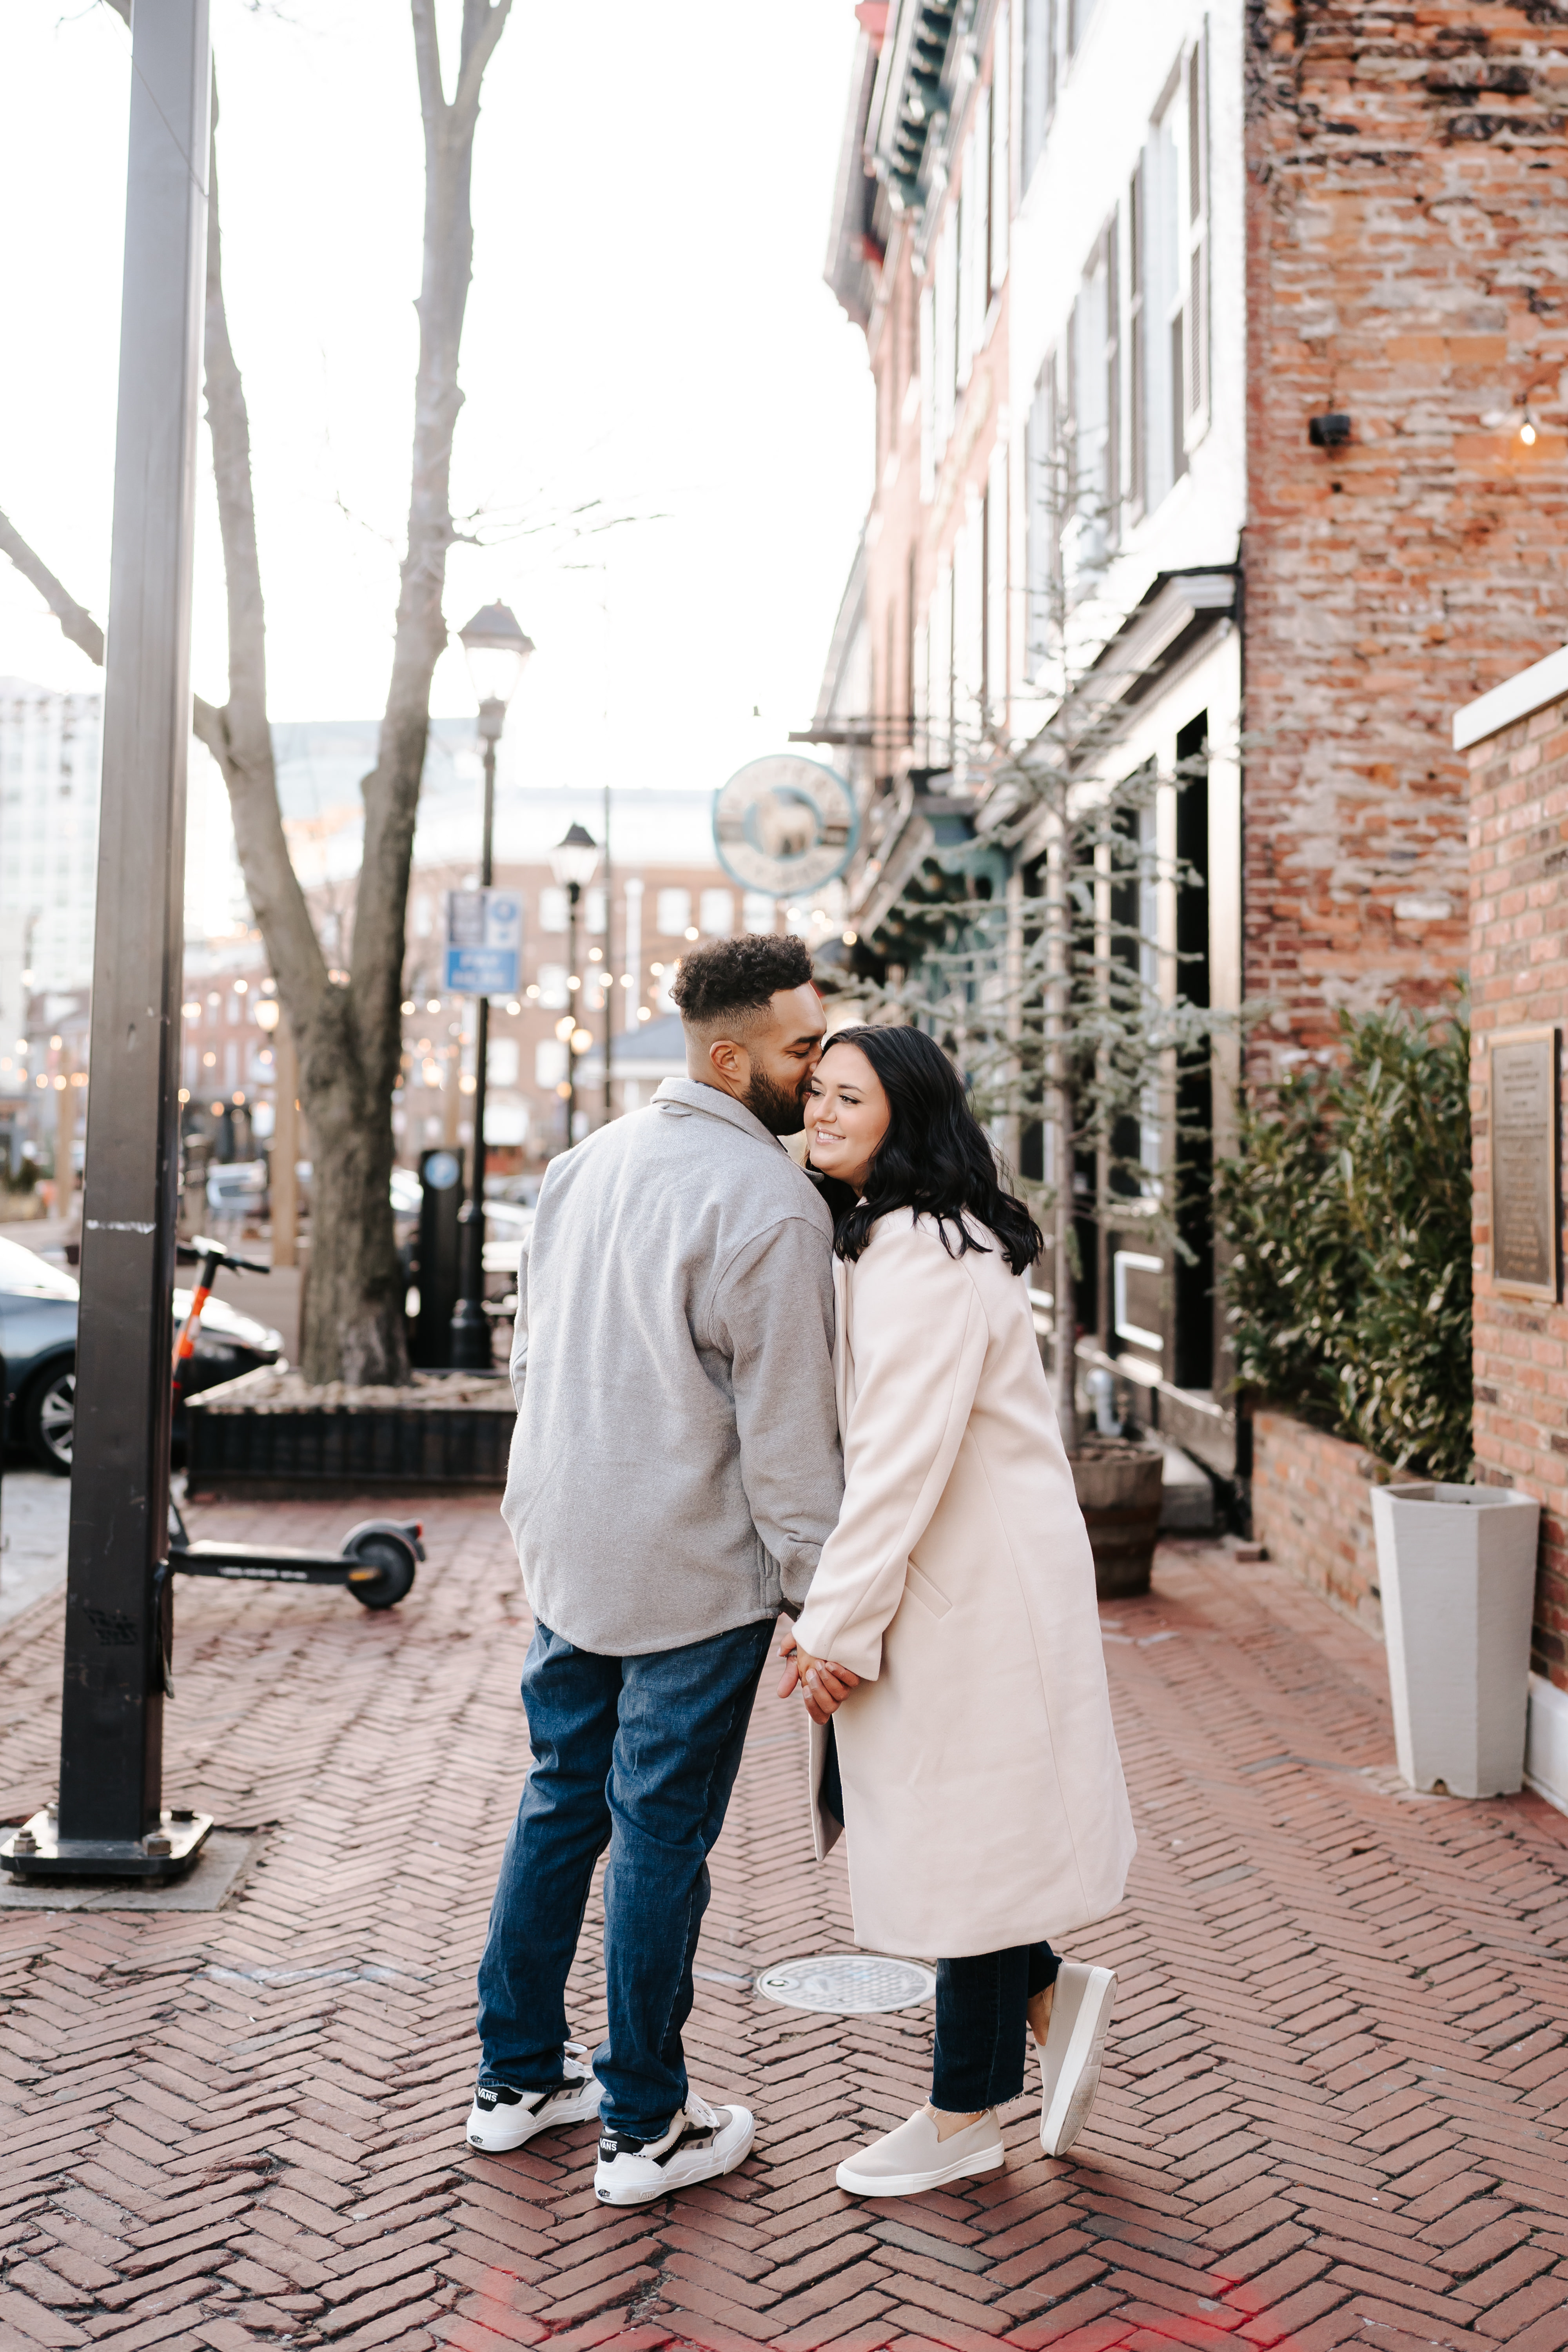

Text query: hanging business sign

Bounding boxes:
[443,887,522,997]
[712,755,858,898]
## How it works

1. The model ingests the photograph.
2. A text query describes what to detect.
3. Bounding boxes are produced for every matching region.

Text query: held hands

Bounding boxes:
[777,1632,859,1724]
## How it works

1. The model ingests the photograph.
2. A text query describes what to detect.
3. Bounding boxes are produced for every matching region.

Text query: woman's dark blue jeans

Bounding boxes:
[932,1942,1060,2112]
[476,1615,773,2142]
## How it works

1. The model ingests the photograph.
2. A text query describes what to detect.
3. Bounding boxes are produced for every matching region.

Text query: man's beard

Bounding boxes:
[742,1065,810,1137]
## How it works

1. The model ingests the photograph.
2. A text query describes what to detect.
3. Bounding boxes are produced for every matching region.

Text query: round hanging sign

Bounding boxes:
[712,755,858,898]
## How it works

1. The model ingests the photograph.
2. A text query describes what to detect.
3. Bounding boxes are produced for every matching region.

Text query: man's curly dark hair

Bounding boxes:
[670,933,815,1031]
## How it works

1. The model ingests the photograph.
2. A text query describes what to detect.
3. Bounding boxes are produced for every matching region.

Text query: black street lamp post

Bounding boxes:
[449,604,532,1373]
[550,824,601,1150]
[0,1,215,1884]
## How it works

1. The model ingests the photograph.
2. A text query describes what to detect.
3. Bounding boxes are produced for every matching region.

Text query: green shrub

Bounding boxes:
[1217,1005,1473,1481]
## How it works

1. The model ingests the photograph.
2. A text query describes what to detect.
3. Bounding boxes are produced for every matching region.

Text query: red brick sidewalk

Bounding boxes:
[0,1498,1565,2352]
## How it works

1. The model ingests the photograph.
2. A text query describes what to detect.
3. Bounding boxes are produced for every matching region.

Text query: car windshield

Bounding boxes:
[0,1236,79,1300]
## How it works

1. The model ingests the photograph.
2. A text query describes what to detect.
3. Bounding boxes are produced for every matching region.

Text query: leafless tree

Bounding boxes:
[2,0,513,1382]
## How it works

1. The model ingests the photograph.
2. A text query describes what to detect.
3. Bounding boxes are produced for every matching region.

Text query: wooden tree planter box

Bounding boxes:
[185,1367,515,1498]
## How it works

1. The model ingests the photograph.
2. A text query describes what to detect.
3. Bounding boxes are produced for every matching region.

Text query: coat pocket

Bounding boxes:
[904,1560,952,1619]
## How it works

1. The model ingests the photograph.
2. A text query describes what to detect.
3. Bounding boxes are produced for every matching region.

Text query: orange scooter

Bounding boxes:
[166,1234,423,1610]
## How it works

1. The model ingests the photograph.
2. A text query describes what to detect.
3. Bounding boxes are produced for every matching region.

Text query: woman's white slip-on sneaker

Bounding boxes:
[1038,1962,1117,2157]
[466,2042,603,2152]
[836,2105,1005,2198]
[593,2093,755,2205]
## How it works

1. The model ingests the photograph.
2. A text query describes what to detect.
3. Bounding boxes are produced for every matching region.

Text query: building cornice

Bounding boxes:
[1454,642,1568,752]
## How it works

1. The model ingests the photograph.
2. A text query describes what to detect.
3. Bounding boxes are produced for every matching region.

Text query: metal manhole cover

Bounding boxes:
[754,1953,936,2013]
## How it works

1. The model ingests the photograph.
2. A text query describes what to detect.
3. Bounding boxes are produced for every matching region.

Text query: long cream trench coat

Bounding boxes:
[790,1210,1136,1959]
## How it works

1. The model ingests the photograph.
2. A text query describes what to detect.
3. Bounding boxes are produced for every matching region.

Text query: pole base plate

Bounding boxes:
[0,1808,214,1884]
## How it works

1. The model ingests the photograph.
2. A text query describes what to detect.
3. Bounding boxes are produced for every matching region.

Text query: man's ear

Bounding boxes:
[708,1036,748,1088]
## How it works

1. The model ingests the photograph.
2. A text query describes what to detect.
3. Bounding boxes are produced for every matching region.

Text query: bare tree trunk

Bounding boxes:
[3,5,513,1385]
[304,0,512,1379]
[1046,807,1079,1452]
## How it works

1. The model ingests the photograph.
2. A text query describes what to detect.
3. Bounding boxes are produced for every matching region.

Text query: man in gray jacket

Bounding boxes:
[467,933,843,2207]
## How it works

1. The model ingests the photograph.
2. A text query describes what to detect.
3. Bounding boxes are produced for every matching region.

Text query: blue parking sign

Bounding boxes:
[444,889,522,998]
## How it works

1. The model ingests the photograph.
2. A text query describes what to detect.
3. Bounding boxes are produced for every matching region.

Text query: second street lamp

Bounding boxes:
[449,602,534,1372]
[549,823,601,1150]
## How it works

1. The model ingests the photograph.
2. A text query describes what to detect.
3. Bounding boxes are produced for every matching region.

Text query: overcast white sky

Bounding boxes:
[0,0,873,799]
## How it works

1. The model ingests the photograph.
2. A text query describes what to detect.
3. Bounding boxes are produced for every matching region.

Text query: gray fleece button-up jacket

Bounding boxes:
[500,1076,844,1657]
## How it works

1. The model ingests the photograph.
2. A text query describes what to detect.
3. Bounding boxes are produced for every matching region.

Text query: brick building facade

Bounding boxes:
[818,0,1568,1481]
[1457,650,1568,1806]
[1244,0,1568,1066]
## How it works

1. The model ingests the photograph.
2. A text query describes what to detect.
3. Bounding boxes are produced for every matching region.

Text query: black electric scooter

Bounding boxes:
[167,1235,424,1610]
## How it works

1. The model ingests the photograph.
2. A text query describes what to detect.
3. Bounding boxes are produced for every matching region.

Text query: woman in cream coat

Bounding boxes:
[780,1024,1135,2199]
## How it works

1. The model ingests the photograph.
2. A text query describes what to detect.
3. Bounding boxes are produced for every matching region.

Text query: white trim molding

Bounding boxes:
[1525,1671,1568,1817]
[1453,643,1568,752]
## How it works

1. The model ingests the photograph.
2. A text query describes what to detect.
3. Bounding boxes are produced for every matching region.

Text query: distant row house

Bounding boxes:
[815,0,1568,1488]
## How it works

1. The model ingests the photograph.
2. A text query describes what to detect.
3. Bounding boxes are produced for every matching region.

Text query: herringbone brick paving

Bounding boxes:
[0,1498,1564,2352]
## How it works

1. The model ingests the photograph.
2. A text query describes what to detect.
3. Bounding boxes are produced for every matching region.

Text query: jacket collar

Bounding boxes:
[652,1074,789,1153]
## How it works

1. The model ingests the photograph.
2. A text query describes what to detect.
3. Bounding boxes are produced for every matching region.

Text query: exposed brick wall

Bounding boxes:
[1251,1408,1387,1638]
[1243,2,1568,1068]
[1469,688,1568,1691]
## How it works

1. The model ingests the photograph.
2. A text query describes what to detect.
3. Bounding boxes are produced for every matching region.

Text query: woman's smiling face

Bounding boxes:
[806,1040,891,1193]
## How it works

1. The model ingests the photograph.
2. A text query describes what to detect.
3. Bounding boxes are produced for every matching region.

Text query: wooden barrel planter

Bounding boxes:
[1070,1436,1166,1601]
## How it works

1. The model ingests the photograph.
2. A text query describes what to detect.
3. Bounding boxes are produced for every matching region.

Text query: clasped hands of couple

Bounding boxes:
[777,1633,856,1723]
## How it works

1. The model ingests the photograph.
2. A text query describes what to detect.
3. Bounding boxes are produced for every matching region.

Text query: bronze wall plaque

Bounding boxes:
[1490,1025,1560,1300]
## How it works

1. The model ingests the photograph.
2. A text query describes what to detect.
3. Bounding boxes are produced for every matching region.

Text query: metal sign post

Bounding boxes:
[1,1,214,1884]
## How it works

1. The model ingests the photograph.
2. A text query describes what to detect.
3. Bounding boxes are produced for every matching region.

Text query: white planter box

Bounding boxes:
[1370,1483,1540,1798]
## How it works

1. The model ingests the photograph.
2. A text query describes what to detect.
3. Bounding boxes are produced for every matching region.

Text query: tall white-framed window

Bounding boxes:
[984,443,1008,728]
[933,208,958,459]
[990,6,1010,291]
[656,887,691,936]
[913,603,931,767]
[1184,30,1211,441]
[1142,87,1183,510]
[918,283,936,501]
[1069,0,1098,50]
[929,562,955,768]
[954,497,985,763]
[1136,38,1210,516]
[960,86,991,372]
[1021,0,1053,193]
[1024,352,1060,681]
[1065,220,1116,599]
[1127,154,1146,524]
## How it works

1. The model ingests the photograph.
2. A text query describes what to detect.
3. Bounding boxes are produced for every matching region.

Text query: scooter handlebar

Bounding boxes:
[181,1235,272,1278]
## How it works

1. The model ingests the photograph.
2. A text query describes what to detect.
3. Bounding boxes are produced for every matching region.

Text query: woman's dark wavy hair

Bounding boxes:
[818,1024,1043,1277]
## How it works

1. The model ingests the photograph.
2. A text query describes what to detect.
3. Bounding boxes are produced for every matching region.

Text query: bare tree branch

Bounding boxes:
[201,83,327,1009]
[410,0,446,129]
[452,0,514,129]
[0,503,230,751]
[0,508,105,666]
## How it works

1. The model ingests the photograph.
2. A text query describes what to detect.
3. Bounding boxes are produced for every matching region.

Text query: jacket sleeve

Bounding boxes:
[791,1217,988,1680]
[711,1213,843,1613]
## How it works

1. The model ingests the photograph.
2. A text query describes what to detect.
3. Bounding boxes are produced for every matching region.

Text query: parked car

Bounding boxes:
[0,1234,283,1474]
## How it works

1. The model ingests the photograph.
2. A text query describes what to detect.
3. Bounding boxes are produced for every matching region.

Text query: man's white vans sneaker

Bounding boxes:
[1038,1962,1117,2157]
[836,2105,1005,2197]
[593,2092,755,2205]
[465,2042,603,2153]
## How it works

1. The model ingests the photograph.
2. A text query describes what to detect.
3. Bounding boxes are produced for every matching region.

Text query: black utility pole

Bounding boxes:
[564,879,581,1147]
[2,0,214,1882]
[448,704,501,1371]
[548,822,600,1153]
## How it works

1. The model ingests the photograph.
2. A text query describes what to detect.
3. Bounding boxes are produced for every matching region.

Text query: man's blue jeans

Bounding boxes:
[476,1615,774,2142]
